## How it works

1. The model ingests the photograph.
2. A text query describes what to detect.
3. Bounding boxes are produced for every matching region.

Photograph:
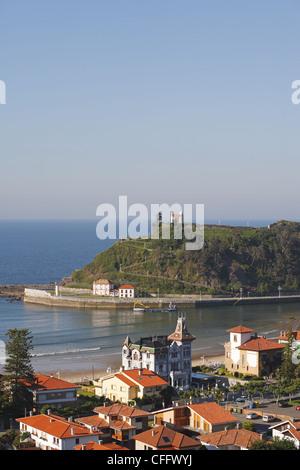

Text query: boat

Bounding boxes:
[167,302,177,311]
[133,302,150,312]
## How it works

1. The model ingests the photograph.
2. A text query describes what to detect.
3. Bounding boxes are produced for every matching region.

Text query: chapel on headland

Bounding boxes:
[121,315,195,390]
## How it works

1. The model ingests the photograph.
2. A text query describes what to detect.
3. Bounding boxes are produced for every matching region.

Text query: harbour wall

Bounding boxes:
[23,288,300,309]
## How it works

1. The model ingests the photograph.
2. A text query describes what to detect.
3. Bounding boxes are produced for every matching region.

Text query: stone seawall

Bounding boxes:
[23,288,195,309]
[23,288,300,309]
[23,288,300,310]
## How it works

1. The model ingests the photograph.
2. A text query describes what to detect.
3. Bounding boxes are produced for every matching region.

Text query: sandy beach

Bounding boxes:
[52,354,225,383]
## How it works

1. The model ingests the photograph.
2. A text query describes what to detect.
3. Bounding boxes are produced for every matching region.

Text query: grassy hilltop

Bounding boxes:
[70,220,300,295]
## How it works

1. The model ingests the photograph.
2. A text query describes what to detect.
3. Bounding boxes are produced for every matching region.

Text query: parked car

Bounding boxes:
[236,397,245,403]
[246,412,259,420]
[262,415,275,422]
[296,406,300,411]
[278,400,289,407]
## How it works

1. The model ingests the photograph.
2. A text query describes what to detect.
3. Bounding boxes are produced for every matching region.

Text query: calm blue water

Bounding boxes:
[0,220,115,284]
[0,218,299,379]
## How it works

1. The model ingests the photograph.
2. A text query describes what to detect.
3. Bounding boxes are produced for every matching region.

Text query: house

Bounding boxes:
[90,403,151,445]
[122,315,195,390]
[132,424,200,451]
[74,441,128,450]
[277,330,300,346]
[198,427,263,450]
[224,325,286,377]
[16,411,103,451]
[94,367,168,403]
[153,402,239,433]
[93,279,114,296]
[118,285,135,298]
[270,420,300,449]
[25,374,81,410]
[75,415,111,442]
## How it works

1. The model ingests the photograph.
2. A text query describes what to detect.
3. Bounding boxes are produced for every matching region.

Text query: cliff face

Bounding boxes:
[70,221,300,295]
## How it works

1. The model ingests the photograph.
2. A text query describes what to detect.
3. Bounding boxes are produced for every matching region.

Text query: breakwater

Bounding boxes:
[22,287,300,309]
[0,284,54,301]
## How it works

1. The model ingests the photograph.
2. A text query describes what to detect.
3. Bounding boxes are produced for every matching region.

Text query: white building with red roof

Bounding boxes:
[94,368,168,403]
[270,420,300,449]
[198,426,263,450]
[16,411,103,451]
[118,285,135,298]
[24,374,81,410]
[225,325,286,377]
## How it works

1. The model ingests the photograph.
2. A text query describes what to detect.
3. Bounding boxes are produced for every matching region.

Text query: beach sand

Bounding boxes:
[50,354,225,383]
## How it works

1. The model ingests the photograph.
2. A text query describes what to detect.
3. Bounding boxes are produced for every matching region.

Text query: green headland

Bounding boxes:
[70,220,300,296]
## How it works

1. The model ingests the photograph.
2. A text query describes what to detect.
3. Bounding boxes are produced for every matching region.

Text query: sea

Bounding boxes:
[0,218,300,380]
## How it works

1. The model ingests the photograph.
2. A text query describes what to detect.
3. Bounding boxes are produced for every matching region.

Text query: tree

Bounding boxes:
[271,437,297,450]
[242,421,256,432]
[280,330,296,380]
[249,439,271,450]
[3,328,35,413]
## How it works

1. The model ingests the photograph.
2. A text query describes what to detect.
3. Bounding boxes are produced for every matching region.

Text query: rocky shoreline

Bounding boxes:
[0,284,54,302]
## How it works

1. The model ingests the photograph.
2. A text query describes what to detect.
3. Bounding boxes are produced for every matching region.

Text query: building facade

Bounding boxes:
[121,315,195,390]
[94,368,168,403]
[225,325,286,377]
[93,279,114,296]
[118,285,135,298]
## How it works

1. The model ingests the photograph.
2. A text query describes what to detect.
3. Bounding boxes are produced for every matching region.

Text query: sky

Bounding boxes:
[0,0,299,222]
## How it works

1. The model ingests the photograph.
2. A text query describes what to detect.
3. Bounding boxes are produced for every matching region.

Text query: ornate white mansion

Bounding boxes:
[121,315,195,390]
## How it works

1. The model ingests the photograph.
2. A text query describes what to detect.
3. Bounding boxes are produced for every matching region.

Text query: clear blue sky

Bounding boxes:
[1,0,299,222]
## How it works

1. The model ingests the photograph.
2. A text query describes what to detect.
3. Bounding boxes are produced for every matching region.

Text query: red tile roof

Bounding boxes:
[110,420,136,431]
[94,403,150,418]
[188,402,238,425]
[199,428,262,449]
[76,415,109,429]
[277,331,300,341]
[74,441,128,450]
[121,369,168,388]
[114,373,137,387]
[237,336,286,352]
[226,325,254,334]
[16,414,102,439]
[119,285,135,289]
[27,374,81,391]
[132,425,199,450]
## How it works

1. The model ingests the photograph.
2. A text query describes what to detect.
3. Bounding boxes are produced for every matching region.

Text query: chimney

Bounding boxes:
[47,409,51,415]
[71,427,75,435]
[139,368,143,375]
[68,416,73,422]
[152,429,155,436]
[99,440,103,445]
